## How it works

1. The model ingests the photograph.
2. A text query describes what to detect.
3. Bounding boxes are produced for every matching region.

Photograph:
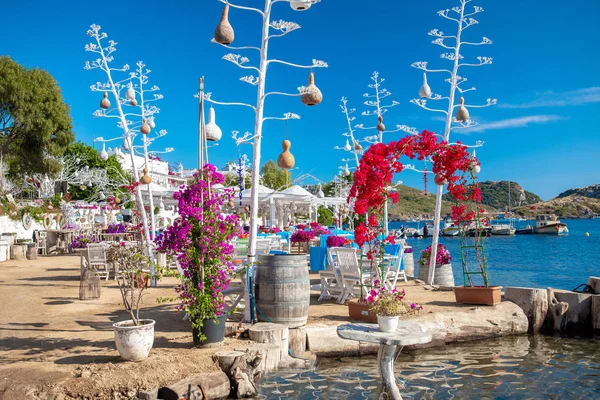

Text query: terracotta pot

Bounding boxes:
[134,272,149,289]
[454,286,502,306]
[347,300,377,323]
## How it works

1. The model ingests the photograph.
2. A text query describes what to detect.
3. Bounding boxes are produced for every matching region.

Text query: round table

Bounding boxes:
[337,321,432,400]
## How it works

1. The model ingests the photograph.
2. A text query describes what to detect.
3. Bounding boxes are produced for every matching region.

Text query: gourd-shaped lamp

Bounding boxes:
[455,97,470,122]
[291,0,311,11]
[122,137,130,151]
[148,117,156,129]
[99,192,106,200]
[100,92,110,109]
[114,196,121,204]
[354,141,363,152]
[343,139,351,151]
[140,168,152,185]
[214,4,235,45]
[159,199,165,209]
[205,107,222,142]
[99,143,108,161]
[126,84,136,101]
[343,164,350,177]
[301,72,323,106]
[434,174,448,186]
[227,200,234,208]
[140,118,151,135]
[277,140,295,169]
[376,115,385,133]
[471,149,481,174]
[419,72,432,98]
[317,184,325,199]
[130,98,138,107]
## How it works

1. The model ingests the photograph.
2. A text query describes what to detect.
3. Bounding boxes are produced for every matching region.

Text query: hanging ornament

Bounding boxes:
[376,115,386,133]
[301,72,323,106]
[114,196,121,204]
[148,118,156,129]
[317,184,325,199]
[122,138,130,151]
[100,143,108,161]
[419,72,432,98]
[455,97,470,122]
[343,139,351,151]
[434,174,448,186]
[87,181,93,187]
[139,168,152,185]
[126,84,136,101]
[277,139,295,169]
[354,141,363,152]
[140,118,151,135]
[472,164,481,174]
[214,4,235,45]
[100,92,110,109]
[99,192,106,200]
[130,99,138,107]
[343,164,350,177]
[205,107,222,142]
[227,200,234,208]
[244,205,250,213]
[290,0,311,11]
[423,164,428,195]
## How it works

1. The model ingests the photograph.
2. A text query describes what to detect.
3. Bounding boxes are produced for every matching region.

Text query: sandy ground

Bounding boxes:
[0,255,466,399]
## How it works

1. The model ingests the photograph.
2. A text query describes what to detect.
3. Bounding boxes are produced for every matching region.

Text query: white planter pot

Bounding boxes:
[113,319,155,361]
[377,315,399,332]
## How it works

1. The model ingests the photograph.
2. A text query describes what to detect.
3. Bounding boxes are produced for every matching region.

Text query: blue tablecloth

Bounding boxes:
[257,232,290,241]
[309,246,327,272]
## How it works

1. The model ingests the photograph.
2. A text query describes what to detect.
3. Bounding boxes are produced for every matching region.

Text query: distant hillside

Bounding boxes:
[388,185,496,220]
[442,181,542,211]
[515,184,600,218]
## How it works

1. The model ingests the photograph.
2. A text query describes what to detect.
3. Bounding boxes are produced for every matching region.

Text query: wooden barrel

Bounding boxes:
[404,251,415,278]
[11,245,27,261]
[255,254,310,328]
[418,263,455,286]
[26,244,37,260]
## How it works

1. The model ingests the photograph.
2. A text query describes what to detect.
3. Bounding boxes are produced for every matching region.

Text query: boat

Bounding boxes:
[515,225,535,234]
[441,219,460,236]
[491,223,516,235]
[414,224,434,237]
[534,214,568,235]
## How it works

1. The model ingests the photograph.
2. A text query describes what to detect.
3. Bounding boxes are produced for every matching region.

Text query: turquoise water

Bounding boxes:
[259,335,600,399]
[389,219,600,290]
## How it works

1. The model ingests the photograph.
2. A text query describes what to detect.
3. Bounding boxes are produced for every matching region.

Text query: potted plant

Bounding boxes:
[290,230,315,254]
[367,281,422,332]
[326,235,346,248]
[156,164,240,346]
[71,234,97,254]
[417,244,454,286]
[106,243,155,361]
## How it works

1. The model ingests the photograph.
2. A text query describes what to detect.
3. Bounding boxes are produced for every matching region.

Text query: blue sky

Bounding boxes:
[1,0,599,200]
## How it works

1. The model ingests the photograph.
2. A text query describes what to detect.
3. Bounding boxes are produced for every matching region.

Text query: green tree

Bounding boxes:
[317,206,333,226]
[261,160,290,190]
[0,56,74,178]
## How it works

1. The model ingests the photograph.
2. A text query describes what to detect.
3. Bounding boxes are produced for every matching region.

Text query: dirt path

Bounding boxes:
[0,255,245,399]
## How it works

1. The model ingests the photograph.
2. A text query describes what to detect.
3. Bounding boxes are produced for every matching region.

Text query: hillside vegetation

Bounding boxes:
[442,180,541,210]
[516,184,600,218]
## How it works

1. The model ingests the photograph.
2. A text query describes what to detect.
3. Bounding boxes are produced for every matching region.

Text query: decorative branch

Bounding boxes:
[210,38,260,52]
[217,0,264,17]
[268,59,328,69]
[263,112,300,122]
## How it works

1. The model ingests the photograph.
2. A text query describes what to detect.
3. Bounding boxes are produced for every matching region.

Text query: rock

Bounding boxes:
[288,326,306,358]
[157,371,230,400]
[547,288,592,334]
[505,287,548,334]
[137,388,158,400]
[248,322,289,360]
[277,357,313,370]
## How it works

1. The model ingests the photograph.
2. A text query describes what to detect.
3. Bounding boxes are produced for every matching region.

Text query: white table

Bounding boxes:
[337,321,432,400]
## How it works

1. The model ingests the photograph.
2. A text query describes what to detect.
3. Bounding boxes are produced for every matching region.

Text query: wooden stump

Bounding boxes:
[11,245,27,260]
[288,326,306,358]
[234,343,281,373]
[213,350,263,398]
[26,245,37,260]
[588,276,600,294]
[505,287,548,334]
[249,323,289,360]
[592,295,600,333]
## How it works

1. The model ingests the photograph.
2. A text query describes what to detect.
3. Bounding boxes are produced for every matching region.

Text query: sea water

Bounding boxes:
[259,335,599,399]
[390,219,600,290]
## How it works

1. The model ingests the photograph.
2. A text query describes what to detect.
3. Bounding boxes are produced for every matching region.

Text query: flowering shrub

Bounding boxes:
[107,223,126,234]
[156,164,240,341]
[270,226,281,234]
[419,244,451,266]
[326,235,346,248]
[404,246,413,254]
[290,230,315,243]
[71,234,97,249]
[296,224,306,231]
[366,281,423,316]
[310,225,331,236]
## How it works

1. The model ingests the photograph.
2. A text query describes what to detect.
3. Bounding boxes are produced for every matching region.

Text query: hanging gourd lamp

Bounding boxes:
[228,200,234,208]
[99,192,106,200]
[100,143,108,161]
[140,118,151,135]
[205,107,222,142]
[290,0,311,11]
[214,4,235,45]
[277,140,295,169]
[419,72,432,98]
[376,115,385,133]
[139,168,152,185]
[122,138,130,151]
[130,99,138,106]
[471,149,481,174]
[244,205,250,213]
[301,72,323,106]
[126,84,136,100]
[87,181,93,187]
[354,141,363,152]
[434,174,448,186]
[114,196,121,204]
[148,118,156,129]
[343,139,351,151]
[455,97,470,122]
[344,164,350,177]
[317,184,325,199]
[100,92,111,109]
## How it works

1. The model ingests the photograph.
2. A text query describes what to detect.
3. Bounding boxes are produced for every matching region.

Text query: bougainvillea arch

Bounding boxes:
[348,130,480,250]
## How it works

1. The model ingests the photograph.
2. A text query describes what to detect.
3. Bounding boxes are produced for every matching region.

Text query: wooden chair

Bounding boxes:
[35,231,47,255]
[333,247,370,304]
[87,243,110,281]
[318,247,344,302]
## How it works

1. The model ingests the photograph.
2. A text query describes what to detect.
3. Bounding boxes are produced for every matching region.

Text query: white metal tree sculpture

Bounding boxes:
[204,0,327,270]
[410,0,496,285]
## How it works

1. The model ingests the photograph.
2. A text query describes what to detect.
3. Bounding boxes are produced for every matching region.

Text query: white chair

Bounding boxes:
[35,231,47,255]
[383,245,407,290]
[333,247,370,304]
[87,243,110,280]
[268,235,282,251]
[255,239,271,256]
[318,247,344,302]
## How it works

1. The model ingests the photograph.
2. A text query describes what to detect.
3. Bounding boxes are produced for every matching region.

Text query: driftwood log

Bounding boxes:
[156,371,230,400]
[213,349,264,398]
[547,288,569,332]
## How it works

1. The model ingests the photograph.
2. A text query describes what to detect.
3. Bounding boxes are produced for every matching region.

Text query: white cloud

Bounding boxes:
[500,87,600,109]
[464,115,562,133]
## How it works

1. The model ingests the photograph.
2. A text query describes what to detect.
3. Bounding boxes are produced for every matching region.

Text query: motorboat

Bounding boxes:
[414,224,434,237]
[534,214,568,235]
[515,225,535,234]
[490,223,516,235]
[442,220,460,236]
